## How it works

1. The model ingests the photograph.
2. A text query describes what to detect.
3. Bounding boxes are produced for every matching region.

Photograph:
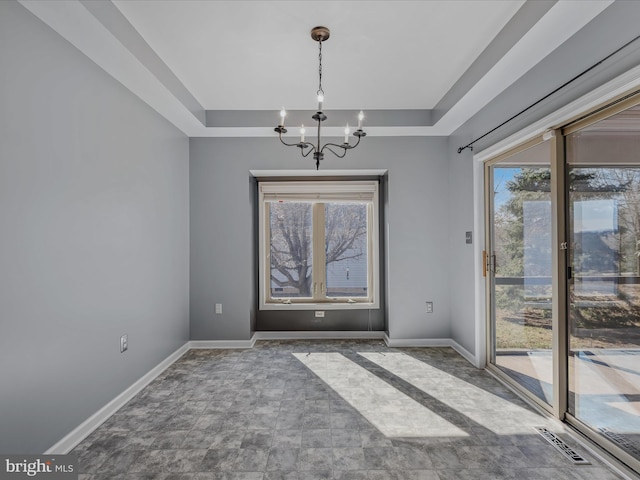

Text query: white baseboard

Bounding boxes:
[449,339,477,366]
[383,335,451,348]
[45,342,191,454]
[254,331,386,341]
[383,334,477,367]
[190,337,257,349]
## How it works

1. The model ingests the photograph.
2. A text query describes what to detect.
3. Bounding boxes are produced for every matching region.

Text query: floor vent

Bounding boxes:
[599,427,640,457]
[535,427,591,465]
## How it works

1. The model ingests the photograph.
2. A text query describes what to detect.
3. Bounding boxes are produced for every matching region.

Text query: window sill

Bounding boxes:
[260,301,379,311]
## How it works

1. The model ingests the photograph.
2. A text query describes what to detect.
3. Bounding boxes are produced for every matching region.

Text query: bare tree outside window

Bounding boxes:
[269,202,368,298]
[269,202,313,297]
[325,203,368,297]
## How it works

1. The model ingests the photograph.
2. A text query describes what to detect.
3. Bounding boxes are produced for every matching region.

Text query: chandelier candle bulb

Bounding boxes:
[358,110,364,130]
[317,93,324,112]
[300,125,305,143]
[279,107,286,127]
[344,124,350,143]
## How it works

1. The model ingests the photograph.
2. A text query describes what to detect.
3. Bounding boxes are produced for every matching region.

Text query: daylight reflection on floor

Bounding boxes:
[360,352,552,435]
[293,352,468,438]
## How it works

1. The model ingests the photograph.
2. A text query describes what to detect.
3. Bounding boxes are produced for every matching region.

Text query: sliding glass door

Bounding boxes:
[485,93,640,472]
[487,139,554,407]
[566,105,640,463]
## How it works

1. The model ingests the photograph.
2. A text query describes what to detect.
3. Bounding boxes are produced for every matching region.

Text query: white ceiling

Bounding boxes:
[112,0,524,110]
[19,0,616,136]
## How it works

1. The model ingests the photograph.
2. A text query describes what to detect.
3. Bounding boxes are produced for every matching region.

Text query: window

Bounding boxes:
[258,180,379,309]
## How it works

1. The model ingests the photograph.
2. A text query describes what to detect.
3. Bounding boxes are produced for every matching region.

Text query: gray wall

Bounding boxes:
[446,139,476,355]
[0,1,190,453]
[190,136,451,340]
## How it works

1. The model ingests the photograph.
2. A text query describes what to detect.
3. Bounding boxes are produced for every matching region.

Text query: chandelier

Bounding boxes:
[274,26,366,170]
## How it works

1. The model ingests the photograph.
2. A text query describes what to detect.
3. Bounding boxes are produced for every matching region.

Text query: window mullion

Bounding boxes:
[367,203,374,303]
[313,203,327,301]
[264,202,271,302]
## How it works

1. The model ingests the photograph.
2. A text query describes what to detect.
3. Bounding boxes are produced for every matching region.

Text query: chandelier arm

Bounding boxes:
[322,145,349,159]
[278,132,303,148]
[321,142,346,152]
[321,134,362,154]
[298,141,315,150]
[299,144,316,158]
[342,135,363,150]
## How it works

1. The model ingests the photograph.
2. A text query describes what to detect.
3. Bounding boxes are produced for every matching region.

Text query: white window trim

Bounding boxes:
[258,180,380,310]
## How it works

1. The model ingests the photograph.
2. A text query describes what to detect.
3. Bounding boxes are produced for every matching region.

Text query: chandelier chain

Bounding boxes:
[317,40,324,97]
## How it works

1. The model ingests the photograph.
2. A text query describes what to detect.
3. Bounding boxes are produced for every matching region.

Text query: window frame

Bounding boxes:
[258,180,380,310]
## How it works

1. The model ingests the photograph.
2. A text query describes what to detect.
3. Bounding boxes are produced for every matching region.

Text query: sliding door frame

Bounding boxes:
[482,87,640,475]
[483,133,561,417]
[550,130,568,420]
[562,93,640,474]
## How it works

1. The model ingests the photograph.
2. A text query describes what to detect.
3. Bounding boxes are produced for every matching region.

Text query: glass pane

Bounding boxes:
[325,203,368,298]
[269,202,313,298]
[567,105,640,462]
[491,140,553,405]
[568,166,640,460]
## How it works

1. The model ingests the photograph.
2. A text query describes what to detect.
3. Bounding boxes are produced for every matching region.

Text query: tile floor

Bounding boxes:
[73,340,628,479]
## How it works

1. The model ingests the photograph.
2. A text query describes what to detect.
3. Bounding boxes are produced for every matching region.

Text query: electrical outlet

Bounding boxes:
[215,303,222,314]
[426,302,433,313]
[120,334,128,353]
[315,311,325,318]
